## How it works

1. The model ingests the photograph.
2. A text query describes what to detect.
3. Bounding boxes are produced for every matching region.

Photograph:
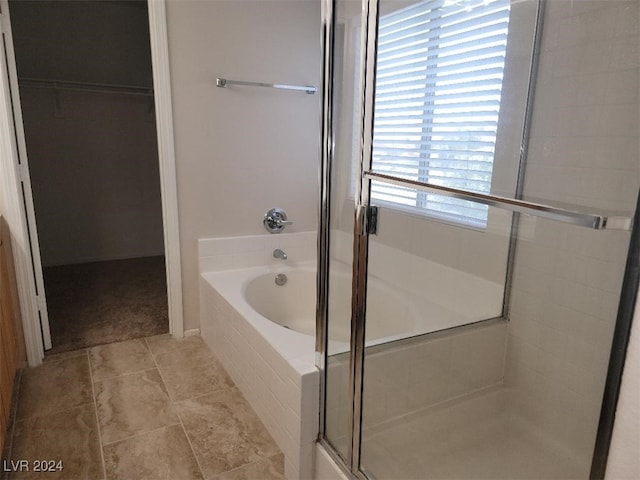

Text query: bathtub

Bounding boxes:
[243,263,417,347]
[202,262,318,368]
[201,259,433,479]
[198,231,507,478]
[242,260,487,354]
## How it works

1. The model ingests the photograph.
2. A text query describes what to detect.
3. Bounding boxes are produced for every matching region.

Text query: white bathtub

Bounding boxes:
[244,264,417,345]
[202,262,318,368]
[198,231,506,478]
[241,260,485,355]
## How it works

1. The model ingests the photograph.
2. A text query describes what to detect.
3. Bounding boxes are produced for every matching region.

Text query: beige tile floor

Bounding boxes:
[3,335,285,480]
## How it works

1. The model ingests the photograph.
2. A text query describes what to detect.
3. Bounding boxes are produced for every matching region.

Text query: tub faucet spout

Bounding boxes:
[273,249,287,260]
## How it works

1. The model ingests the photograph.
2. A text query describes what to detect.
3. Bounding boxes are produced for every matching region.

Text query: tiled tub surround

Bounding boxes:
[201,280,318,480]
[4,335,284,480]
[199,232,318,480]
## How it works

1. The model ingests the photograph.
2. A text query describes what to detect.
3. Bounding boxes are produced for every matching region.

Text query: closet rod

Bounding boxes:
[18,77,154,97]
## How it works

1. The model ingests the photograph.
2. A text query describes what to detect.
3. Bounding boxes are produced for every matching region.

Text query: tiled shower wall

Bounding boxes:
[506,0,639,467]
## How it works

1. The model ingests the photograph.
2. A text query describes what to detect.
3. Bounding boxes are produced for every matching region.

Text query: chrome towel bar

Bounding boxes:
[364,171,632,231]
[216,78,317,95]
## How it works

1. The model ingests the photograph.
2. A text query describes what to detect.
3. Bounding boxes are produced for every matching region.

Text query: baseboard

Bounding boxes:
[184,329,200,337]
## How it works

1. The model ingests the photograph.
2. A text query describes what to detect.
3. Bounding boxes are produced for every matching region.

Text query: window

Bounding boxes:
[371,0,510,228]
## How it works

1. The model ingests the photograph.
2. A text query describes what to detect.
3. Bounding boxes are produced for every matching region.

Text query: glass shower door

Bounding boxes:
[358,210,637,479]
[319,0,639,478]
[333,0,639,479]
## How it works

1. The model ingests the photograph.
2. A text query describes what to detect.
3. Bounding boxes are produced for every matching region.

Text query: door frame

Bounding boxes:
[0,0,183,367]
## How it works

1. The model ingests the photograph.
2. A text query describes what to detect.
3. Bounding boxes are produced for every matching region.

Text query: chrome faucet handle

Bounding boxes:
[263,208,292,233]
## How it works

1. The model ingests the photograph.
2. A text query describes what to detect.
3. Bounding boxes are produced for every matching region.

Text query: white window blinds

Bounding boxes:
[371,0,510,228]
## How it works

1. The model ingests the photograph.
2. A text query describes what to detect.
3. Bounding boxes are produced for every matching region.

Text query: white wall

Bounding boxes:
[505,0,639,471]
[166,0,321,330]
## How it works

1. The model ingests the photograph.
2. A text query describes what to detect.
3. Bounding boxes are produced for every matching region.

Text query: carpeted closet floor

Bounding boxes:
[43,256,169,355]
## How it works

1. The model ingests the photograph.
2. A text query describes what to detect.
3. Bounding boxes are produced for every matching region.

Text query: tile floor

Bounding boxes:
[3,335,285,480]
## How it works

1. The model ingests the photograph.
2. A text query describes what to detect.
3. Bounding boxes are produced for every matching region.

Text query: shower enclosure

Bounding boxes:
[316,0,639,478]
